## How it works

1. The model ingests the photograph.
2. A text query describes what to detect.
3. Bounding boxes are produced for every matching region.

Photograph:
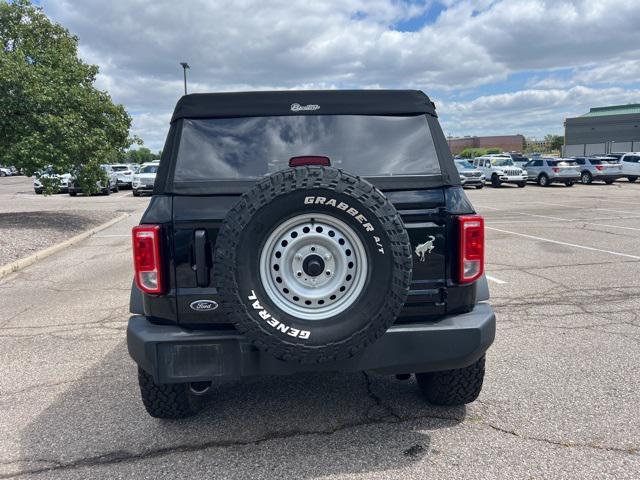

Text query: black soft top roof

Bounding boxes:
[171,89,436,122]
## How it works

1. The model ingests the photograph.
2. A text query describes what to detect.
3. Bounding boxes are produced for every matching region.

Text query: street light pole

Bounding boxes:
[179,62,190,95]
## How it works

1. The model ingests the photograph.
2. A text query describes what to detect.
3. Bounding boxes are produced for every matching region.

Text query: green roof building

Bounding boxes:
[564,104,640,156]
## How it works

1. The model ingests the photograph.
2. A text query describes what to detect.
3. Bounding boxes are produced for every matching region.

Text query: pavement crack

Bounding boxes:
[362,371,401,421]
[482,421,639,455]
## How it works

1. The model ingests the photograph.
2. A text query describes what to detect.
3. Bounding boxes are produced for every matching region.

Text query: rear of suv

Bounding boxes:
[127,90,496,418]
[524,158,580,187]
[571,156,623,184]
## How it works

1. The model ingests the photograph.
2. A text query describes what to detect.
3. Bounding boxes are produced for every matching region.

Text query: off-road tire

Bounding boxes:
[517,182,526,188]
[213,166,412,364]
[490,175,501,188]
[475,184,484,189]
[416,355,486,406]
[628,176,637,183]
[69,191,77,197]
[137,367,200,419]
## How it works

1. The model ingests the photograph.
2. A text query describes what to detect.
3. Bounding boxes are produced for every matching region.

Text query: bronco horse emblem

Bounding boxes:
[414,236,436,262]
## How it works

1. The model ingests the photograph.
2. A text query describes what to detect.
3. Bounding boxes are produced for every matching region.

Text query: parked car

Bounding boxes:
[109,164,136,189]
[524,158,580,187]
[455,159,485,188]
[605,152,625,161]
[33,169,72,194]
[68,165,119,196]
[619,152,640,182]
[473,155,527,187]
[496,153,530,171]
[571,156,623,184]
[132,162,159,196]
[127,90,495,418]
[0,166,12,177]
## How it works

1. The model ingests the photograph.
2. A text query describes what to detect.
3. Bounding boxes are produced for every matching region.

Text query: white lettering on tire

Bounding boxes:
[304,196,384,254]
[248,291,311,339]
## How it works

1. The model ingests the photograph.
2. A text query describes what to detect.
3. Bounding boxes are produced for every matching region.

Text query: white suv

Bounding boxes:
[473,155,527,188]
[620,153,640,183]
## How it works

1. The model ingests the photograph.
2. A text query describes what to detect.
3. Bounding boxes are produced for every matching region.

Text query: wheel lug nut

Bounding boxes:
[324,254,331,260]
[295,254,303,260]
[297,271,302,277]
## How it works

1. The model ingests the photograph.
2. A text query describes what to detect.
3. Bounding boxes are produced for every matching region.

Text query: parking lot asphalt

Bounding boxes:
[0,177,148,263]
[1,181,639,479]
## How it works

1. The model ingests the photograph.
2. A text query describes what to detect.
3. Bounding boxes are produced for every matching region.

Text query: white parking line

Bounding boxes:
[480,206,640,233]
[528,201,638,216]
[486,226,640,260]
[485,275,507,284]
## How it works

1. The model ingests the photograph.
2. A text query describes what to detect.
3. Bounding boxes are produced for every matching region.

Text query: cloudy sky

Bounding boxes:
[39,0,640,151]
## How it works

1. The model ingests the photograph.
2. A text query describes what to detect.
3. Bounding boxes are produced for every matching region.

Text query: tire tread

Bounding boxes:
[416,355,485,406]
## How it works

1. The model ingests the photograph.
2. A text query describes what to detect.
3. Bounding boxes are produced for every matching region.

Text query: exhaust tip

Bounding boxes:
[189,381,212,395]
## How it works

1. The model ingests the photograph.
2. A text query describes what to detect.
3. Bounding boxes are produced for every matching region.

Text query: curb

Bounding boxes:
[0,212,130,280]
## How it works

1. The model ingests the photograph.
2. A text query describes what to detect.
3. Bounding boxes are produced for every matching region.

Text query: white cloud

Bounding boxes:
[40,0,640,148]
[438,85,640,137]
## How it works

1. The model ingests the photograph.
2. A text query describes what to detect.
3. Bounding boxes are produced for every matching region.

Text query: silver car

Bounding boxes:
[571,156,623,184]
[454,159,485,188]
[524,158,580,187]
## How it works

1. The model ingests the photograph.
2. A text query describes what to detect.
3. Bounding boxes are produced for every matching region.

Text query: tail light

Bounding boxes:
[457,215,484,284]
[289,156,331,167]
[132,225,165,294]
[595,165,605,171]
[552,167,560,173]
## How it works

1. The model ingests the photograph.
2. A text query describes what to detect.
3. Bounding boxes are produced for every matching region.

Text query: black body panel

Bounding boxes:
[166,186,476,327]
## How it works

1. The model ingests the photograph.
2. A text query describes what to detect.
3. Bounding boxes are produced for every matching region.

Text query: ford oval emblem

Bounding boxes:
[189,300,219,312]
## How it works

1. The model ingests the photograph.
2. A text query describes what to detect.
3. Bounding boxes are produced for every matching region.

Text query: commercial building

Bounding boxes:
[447,135,525,155]
[563,104,640,156]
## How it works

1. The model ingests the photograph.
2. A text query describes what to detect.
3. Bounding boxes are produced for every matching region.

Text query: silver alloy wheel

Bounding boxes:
[259,213,368,320]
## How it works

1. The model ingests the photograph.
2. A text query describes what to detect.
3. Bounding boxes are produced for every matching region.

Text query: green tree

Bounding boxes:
[545,134,564,152]
[0,0,134,194]
[459,147,489,159]
[123,147,161,164]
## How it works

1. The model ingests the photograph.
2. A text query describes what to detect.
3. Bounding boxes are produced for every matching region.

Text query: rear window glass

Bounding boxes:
[111,165,129,171]
[173,115,440,181]
[139,165,158,174]
[547,160,577,166]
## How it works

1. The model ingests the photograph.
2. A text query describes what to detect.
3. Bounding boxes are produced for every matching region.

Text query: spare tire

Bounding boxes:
[213,166,412,363]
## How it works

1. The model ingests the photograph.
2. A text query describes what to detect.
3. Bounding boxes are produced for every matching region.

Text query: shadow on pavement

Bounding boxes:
[19,341,465,478]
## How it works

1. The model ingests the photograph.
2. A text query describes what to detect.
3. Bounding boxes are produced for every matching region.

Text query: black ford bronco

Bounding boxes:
[128,90,495,418]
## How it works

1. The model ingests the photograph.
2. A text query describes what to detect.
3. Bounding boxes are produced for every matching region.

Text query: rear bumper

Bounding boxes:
[593,174,623,181]
[127,303,496,383]
[549,175,580,183]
